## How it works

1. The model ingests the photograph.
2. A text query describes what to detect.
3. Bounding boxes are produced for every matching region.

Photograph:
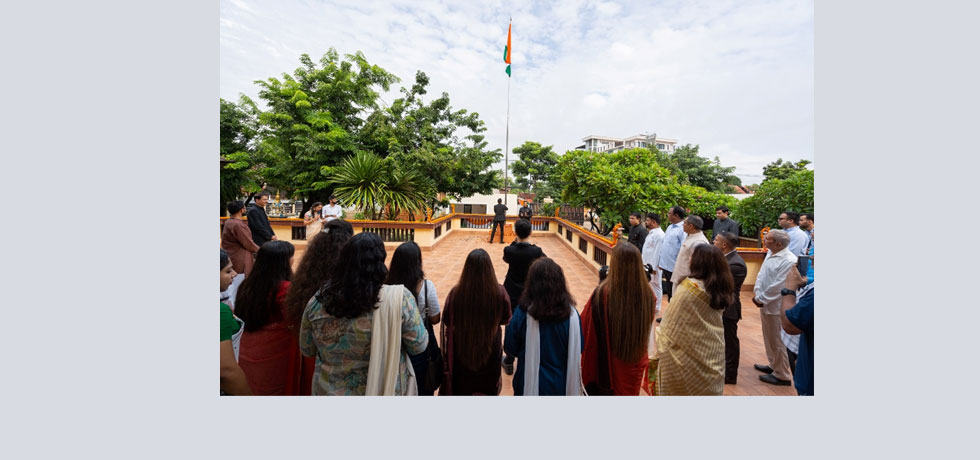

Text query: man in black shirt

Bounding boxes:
[518,200,532,220]
[501,218,545,374]
[246,191,277,247]
[712,205,739,243]
[626,212,648,252]
[490,198,507,243]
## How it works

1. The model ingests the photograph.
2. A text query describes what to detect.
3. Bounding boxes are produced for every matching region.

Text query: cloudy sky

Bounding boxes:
[220,0,812,185]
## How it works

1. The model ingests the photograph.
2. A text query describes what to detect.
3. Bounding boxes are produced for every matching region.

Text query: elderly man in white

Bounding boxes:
[670,215,709,287]
[752,229,798,386]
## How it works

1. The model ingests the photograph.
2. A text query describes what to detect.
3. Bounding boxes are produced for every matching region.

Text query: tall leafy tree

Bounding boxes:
[360,71,502,209]
[657,144,742,193]
[762,158,812,183]
[509,141,560,200]
[219,96,261,214]
[557,148,735,235]
[251,50,399,216]
[326,151,428,220]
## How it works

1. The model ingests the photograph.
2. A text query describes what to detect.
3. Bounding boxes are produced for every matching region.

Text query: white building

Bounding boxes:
[574,133,678,154]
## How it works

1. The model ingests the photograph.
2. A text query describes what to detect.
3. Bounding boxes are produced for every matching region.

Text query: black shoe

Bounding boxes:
[502,355,514,375]
[759,374,791,386]
[656,318,663,323]
[754,364,773,374]
[725,378,737,385]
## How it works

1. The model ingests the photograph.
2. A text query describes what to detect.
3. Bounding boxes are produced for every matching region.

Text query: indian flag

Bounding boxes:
[503,22,511,76]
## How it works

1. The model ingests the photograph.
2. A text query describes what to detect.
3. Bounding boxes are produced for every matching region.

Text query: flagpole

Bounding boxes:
[504,18,511,210]
[505,65,510,209]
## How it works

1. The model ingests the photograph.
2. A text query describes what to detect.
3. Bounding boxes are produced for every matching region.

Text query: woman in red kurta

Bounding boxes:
[581,243,656,396]
[234,241,315,395]
[221,201,260,276]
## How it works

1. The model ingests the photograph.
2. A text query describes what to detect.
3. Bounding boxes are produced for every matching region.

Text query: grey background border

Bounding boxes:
[1,0,976,457]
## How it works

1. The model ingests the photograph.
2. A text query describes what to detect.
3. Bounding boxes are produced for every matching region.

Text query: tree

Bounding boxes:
[762,158,811,183]
[509,141,561,200]
[360,71,502,209]
[557,148,736,235]
[250,50,399,217]
[219,96,261,215]
[732,169,813,238]
[657,144,742,193]
[327,151,428,220]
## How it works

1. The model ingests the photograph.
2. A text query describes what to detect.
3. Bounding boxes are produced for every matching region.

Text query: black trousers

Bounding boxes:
[788,349,797,376]
[490,221,505,242]
[723,318,740,383]
[662,269,674,300]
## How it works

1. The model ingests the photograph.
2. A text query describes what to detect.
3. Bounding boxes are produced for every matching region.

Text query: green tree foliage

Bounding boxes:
[219,97,262,214]
[509,141,561,200]
[732,169,814,238]
[327,151,428,220]
[360,71,501,209]
[557,148,736,235]
[250,50,399,215]
[655,144,742,193]
[762,158,811,183]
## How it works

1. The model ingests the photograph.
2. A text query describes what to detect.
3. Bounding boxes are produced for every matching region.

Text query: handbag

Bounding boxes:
[420,281,444,394]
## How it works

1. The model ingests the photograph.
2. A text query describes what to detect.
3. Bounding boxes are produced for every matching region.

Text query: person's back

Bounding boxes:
[493,203,508,221]
[300,284,425,395]
[505,306,581,395]
[503,219,545,306]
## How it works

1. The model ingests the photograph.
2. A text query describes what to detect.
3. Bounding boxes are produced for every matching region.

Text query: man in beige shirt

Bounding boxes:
[670,215,709,286]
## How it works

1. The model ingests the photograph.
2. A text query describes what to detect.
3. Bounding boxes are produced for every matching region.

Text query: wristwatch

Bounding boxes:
[780,288,797,296]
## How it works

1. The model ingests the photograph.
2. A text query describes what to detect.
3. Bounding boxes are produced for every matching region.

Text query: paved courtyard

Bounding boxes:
[295,231,797,396]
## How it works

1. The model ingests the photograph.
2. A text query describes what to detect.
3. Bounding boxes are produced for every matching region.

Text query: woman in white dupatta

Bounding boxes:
[299,233,428,396]
[504,258,583,396]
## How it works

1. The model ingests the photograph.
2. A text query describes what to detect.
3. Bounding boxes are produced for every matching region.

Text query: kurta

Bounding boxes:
[655,278,725,396]
[504,306,583,396]
[580,286,649,396]
[221,218,260,276]
[670,231,709,285]
[238,281,316,395]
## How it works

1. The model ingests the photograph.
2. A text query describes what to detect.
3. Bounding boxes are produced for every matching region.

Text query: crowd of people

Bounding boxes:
[220,195,814,396]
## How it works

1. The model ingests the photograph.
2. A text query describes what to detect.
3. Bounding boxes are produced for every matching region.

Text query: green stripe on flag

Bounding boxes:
[503,45,509,62]
[505,65,511,76]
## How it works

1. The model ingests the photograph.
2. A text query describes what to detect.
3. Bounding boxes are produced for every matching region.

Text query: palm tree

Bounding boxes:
[328,151,429,220]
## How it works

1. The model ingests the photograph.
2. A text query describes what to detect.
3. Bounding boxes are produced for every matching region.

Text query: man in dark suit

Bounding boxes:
[490,198,507,243]
[715,231,746,385]
[246,191,277,247]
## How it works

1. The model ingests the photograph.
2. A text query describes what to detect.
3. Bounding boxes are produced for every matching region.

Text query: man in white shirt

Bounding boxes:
[670,215,709,287]
[641,212,665,313]
[752,229,798,386]
[779,211,808,256]
[321,195,343,223]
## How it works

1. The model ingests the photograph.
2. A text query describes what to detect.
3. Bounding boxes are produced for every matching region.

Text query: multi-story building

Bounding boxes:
[574,133,678,154]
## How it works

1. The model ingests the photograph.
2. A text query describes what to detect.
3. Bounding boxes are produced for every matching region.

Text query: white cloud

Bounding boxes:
[220,0,813,184]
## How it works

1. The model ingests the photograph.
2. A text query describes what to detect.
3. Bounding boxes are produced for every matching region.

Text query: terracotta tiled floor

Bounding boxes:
[294,231,798,396]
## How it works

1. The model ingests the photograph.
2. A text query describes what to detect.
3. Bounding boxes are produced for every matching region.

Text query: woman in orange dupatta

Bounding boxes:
[581,243,656,396]
[235,241,315,395]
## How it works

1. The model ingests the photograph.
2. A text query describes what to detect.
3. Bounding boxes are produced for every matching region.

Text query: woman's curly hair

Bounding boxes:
[285,219,354,328]
[316,232,388,319]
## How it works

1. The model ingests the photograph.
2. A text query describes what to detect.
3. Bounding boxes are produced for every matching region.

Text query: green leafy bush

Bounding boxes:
[732,169,813,237]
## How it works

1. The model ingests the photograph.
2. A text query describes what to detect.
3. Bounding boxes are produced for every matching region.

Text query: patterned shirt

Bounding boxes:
[299,285,428,396]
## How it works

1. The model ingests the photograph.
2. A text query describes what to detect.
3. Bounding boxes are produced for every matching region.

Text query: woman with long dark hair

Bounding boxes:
[655,244,733,395]
[235,241,314,395]
[581,242,656,395]
[440,248,511,395]
[299,232,428,396]
[504,258,582,395]
[285,219,354,329]
[385,241,442,395]
[220,249,251,395]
